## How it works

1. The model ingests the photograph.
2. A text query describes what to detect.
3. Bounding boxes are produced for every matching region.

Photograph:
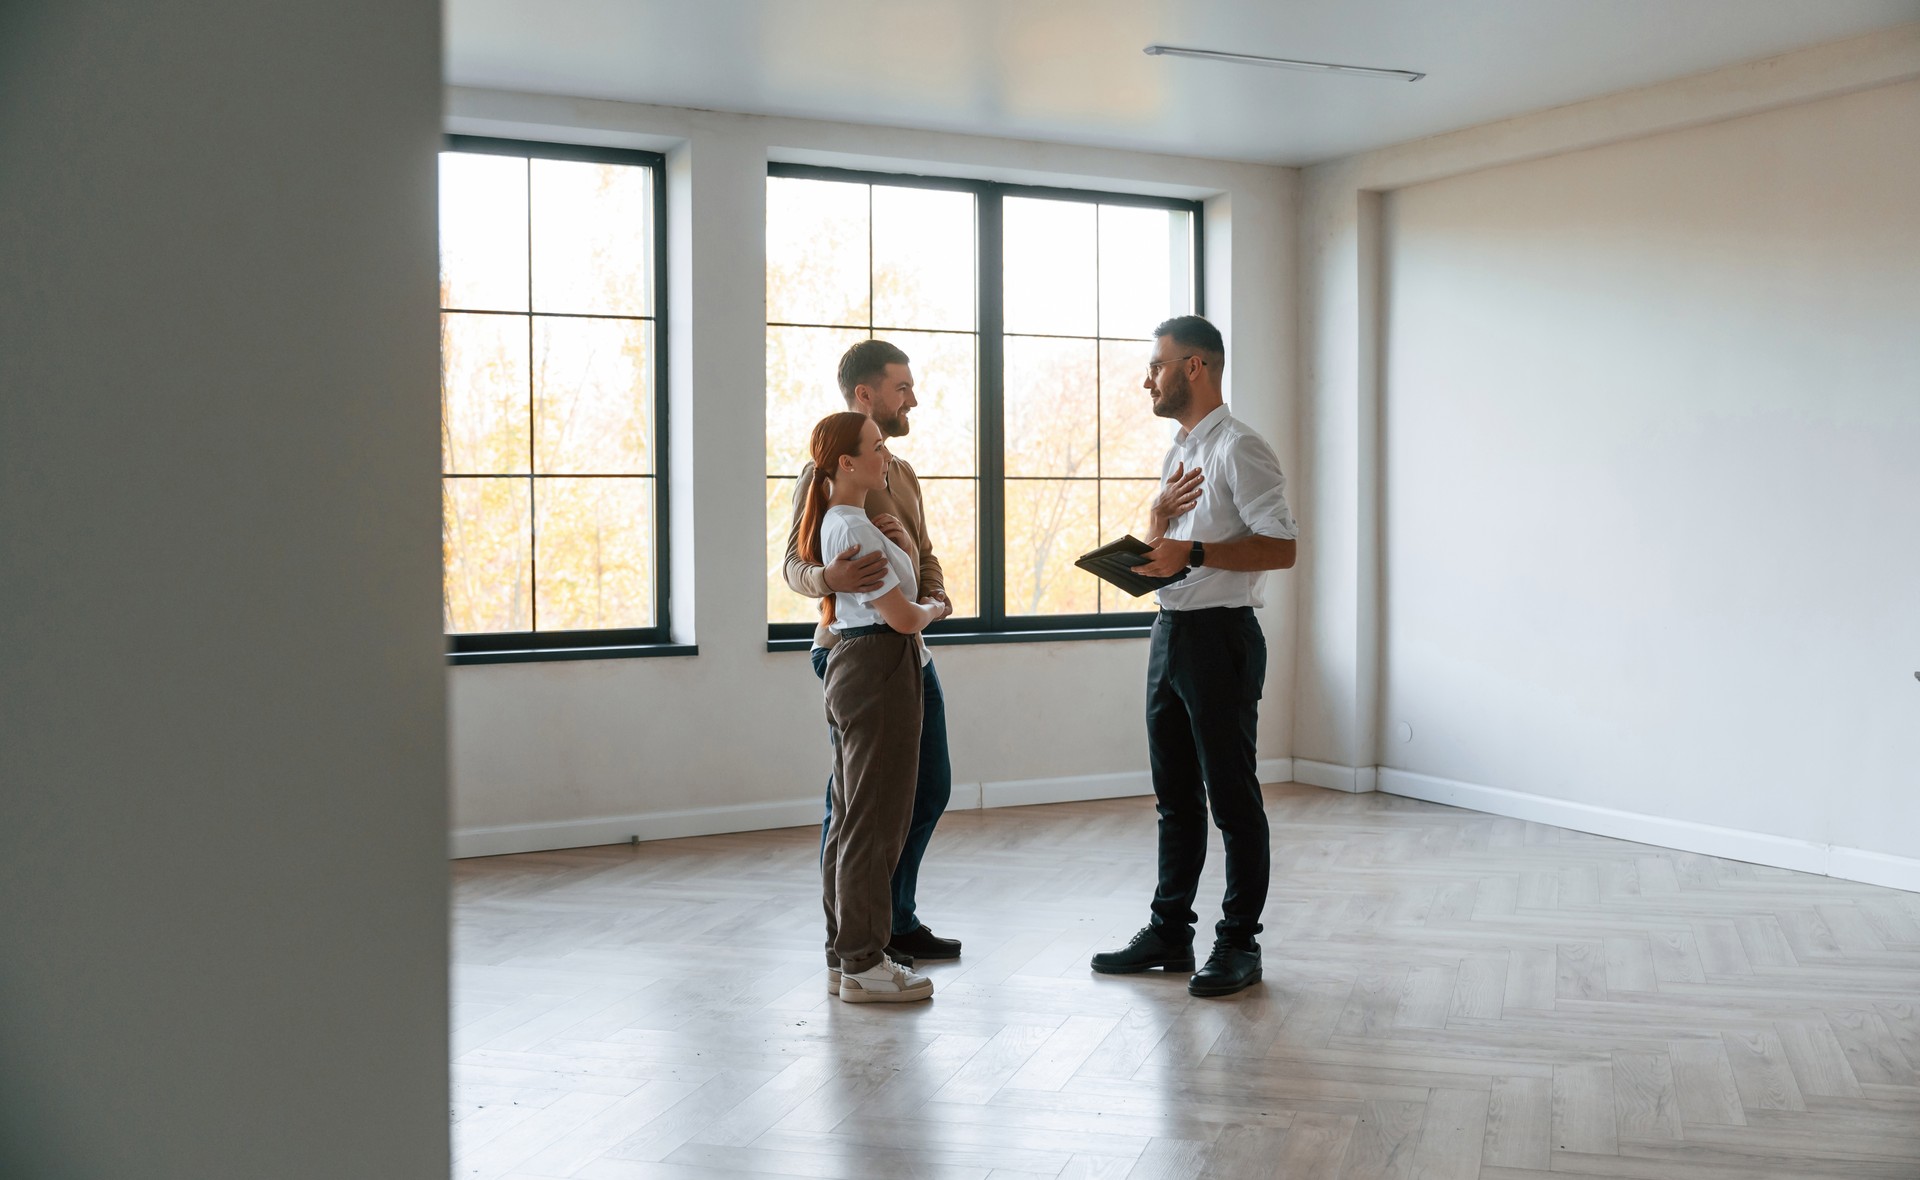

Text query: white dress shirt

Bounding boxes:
[819,505,930,664]
[1154,405,1299,611]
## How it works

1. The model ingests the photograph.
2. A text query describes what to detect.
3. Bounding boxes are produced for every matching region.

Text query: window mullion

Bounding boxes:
[976,184,1006,633]
[525,158,538,635]
[651,142,672,643]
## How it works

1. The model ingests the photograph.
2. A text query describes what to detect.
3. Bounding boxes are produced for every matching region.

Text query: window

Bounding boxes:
[764,165,1200,642]
[438,136,674,663]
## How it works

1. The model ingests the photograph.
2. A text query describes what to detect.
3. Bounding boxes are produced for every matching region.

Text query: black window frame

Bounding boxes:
[440,134,685,666]
[765,162,1204,650]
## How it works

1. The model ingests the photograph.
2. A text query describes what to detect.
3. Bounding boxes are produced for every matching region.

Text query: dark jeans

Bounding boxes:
[1145,606,1269,948]
[813,646,951,936]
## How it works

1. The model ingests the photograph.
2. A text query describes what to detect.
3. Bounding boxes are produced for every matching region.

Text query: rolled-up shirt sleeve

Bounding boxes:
[1226,433,1299,540]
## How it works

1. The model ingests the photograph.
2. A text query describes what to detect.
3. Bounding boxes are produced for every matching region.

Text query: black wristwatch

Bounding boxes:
[1189,540,1206,568]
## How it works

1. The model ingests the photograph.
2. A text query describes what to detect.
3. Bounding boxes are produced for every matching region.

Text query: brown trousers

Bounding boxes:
[820,632,924,975]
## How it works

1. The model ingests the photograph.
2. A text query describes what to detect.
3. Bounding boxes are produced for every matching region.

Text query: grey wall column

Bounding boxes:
[1293,174,1387,787]
[0,2,450,1175]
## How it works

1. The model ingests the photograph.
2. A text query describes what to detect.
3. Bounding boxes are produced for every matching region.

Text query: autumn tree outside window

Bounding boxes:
[439,137,674,664]
[765,165,1201,644]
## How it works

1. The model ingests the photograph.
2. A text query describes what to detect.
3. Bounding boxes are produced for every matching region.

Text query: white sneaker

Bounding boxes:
[827,968,840,995]
[837,956,933,1004]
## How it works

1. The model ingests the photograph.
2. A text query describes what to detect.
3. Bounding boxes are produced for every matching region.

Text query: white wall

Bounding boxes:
[1295,24,1920,889]
[0,2,449,1176]
[443,91,1300,855]
[1379,78,1920,864]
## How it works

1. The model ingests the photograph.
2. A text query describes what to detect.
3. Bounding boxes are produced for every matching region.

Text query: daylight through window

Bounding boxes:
[765,166,1199,638]
[439,137,668,660]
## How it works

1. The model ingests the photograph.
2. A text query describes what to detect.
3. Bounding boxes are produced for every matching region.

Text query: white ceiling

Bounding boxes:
[445,0,1920,166]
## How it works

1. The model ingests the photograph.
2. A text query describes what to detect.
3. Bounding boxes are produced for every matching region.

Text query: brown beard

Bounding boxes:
[874,408,910,437]
[1150,371,1190,420]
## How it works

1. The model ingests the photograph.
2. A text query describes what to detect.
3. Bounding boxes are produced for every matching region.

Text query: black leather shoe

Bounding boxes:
[887,924,960,961]
[1090,926,1196,974]
[1188,941,1262,997]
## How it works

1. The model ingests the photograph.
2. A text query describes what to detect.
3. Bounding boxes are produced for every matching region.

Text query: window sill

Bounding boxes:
[448,643,698,666]
[767,626,1148,653]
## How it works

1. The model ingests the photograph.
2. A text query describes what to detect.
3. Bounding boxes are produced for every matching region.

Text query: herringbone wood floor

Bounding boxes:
[451,784,1920,1179]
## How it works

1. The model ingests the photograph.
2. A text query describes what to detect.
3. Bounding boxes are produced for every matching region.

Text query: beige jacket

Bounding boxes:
[783,455,945,648]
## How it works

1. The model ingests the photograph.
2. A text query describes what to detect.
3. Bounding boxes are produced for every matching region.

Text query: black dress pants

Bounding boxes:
[1146,605,1269,948]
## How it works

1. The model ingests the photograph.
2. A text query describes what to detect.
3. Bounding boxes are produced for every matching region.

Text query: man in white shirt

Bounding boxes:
[1089,315,1298,998]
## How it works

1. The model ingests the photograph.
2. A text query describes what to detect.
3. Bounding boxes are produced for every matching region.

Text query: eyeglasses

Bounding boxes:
[1146,355,1197,377]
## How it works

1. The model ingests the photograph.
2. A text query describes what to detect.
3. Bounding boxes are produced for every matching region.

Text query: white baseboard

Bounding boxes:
[1259,758,1295,786]
[1824,845,1920,895]
[452,764,1920,894]
[1292,758,1376,793]
[982,769,1153,809]
[1377,767,1920,895]
[983,758,1296,810]
[454,755,1299,859]
[451,797,824,859]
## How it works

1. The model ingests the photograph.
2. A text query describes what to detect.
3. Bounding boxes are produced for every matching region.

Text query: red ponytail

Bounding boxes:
[798,411,871,627]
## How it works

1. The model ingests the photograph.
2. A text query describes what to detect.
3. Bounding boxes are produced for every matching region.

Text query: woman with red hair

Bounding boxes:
[797,411,943,1003]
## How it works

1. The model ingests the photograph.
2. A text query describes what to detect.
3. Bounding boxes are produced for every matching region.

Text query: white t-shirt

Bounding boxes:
[819,505,929,663]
